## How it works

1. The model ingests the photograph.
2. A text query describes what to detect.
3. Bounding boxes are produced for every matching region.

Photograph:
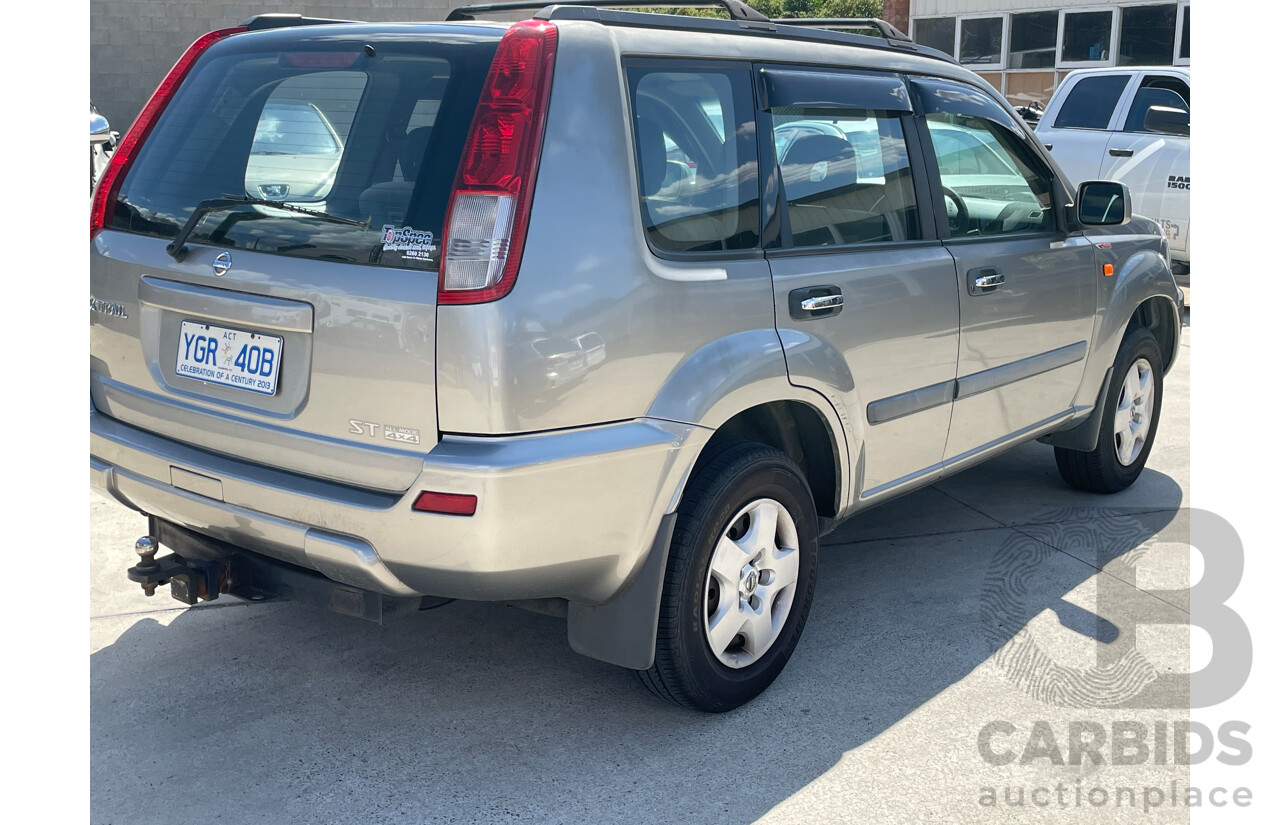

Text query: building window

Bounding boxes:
[915,17,957,57]
[1061,10,1115,64]
[1178,6,1190,61]
[959,17,1004,67]
[1009,11,1058,69]
[1118,4,1178,66]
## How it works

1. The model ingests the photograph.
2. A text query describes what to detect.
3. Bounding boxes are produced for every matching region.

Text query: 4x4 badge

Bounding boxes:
[212,252,232,276]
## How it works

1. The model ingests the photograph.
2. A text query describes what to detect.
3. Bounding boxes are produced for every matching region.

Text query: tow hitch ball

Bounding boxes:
[126,535,229,605]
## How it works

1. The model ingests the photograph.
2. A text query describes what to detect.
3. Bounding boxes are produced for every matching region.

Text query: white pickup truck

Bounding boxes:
[1036,66,1190,271]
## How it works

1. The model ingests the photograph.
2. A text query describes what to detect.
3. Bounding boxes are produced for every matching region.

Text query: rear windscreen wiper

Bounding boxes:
[166,195,371,261]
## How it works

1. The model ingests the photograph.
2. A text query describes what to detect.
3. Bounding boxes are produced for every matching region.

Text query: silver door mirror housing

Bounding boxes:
[1077,180,1132,227]
[90,112,113,144]
[1143,105,1190,137]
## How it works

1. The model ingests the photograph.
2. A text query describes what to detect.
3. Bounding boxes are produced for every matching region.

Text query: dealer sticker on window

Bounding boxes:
[176,320,282,396]
[381,225,437,262]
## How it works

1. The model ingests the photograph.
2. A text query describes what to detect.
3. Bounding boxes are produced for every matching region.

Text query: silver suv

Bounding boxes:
[89,1,1181,711]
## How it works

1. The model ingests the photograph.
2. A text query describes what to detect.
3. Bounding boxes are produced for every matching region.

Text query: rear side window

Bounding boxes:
[627,66,760,254]
[1052,75,1131,129]
[110,31,501,271]
[770,110,921,248]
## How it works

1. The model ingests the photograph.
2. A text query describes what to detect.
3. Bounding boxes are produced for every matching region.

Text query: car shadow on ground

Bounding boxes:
[90,444,1184,825]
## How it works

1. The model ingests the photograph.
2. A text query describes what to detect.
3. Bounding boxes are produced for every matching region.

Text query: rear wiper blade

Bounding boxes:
[166,195,370,261]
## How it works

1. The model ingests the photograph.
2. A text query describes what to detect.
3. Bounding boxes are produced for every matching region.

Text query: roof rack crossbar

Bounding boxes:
[447,1,769,23]
[769,17,911,42]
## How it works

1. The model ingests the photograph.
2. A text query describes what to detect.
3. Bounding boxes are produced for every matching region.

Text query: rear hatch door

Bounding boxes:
[90,25,501,493]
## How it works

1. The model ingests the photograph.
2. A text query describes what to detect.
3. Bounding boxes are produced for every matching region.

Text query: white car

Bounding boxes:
[244,102,345,202]
[1036,67,1190,271]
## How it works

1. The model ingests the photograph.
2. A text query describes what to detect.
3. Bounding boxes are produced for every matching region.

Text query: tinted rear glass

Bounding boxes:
[110,28,500,272]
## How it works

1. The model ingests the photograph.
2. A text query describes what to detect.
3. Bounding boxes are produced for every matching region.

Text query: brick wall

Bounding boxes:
[90,1,463,129]
[882,0,910,35]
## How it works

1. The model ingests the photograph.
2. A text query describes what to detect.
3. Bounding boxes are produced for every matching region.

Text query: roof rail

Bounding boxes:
[769,17,911,43]
[240,14,357,31]
[447,1,769,23]
[443,3,954,65]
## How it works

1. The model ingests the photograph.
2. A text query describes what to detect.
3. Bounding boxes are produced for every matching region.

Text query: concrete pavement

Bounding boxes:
[90,320,1192,824]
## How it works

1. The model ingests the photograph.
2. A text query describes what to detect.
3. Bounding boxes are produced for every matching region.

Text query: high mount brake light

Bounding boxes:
[90,26,248,241]
[439,20,558,305]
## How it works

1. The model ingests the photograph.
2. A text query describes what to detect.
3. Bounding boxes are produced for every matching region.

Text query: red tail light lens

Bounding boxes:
[439,21,558,305]
[90,26,247,241]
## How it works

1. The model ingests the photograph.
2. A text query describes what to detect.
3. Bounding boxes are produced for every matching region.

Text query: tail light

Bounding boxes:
[439,21,558,305]
[90,26,247,241]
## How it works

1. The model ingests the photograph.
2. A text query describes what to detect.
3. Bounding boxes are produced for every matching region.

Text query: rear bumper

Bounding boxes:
[91,410,707,604]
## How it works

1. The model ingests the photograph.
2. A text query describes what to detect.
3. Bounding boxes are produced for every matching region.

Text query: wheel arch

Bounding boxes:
[692,400,843,520]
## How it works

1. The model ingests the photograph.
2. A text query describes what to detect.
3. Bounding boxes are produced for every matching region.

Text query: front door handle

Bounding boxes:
[788,285,843,320]
[1109,147,1134,157]
[967,267,1005,296]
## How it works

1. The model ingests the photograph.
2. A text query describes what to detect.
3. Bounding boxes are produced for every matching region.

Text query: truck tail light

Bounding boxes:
[439,20,558,305]
[90,26,247,241]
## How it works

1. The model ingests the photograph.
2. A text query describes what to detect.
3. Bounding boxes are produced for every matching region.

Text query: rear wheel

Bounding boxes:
[1055,326,1164,493]
[638,441,818,712]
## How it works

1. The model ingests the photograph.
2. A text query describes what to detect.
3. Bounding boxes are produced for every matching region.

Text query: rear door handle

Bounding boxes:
[800,294,844,312]
[1109,147,1134,157]
[967,267,1005,296]
[788,286,843,320]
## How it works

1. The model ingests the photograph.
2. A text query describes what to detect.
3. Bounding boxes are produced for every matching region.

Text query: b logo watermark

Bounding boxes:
[979,507,1250,710]
[975,508,1255,813]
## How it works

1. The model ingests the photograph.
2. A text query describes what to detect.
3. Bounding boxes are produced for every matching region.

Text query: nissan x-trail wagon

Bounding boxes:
[90,1,1181,711]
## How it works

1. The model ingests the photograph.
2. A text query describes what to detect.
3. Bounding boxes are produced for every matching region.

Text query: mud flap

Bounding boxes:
[1038,366,1114,452]
[565,512,677,670]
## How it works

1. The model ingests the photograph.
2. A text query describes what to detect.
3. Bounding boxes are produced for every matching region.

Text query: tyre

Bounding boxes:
[638,441,819,712]
[1055,326,1164,494]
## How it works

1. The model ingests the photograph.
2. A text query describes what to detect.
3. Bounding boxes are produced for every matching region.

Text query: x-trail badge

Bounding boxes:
[212,252,232,276]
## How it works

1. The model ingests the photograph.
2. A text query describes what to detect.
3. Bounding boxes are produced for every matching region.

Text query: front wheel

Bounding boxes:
[1055,326,1164,493]
[638,441,819,712]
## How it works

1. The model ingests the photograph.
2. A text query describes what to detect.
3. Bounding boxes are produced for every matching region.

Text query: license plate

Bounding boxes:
[176,320,283,396]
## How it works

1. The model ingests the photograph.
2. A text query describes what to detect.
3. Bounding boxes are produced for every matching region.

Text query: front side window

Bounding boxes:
[627,66,759,254]
[1053,74,1131,129]
[1062,10,1115,63]
[924,113,1057,238]
[770,109,921,248]
[1123,75,1190,133]
[915,17,957,56]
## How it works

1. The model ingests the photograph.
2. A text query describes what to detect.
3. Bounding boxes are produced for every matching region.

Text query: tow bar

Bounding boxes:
[125,520,425,624]
[128,536,231,605]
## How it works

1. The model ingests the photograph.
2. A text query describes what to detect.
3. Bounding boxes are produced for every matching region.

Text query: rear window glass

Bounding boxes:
[1052,74,1131,129]
[110,31,500,272]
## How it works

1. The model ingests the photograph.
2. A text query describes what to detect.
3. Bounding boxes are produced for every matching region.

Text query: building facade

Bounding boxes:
[90,1,469,130]
[905,0,1190,107]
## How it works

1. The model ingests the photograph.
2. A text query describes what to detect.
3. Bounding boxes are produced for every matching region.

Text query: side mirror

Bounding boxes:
[1077,180,1131,227]
[90,112,113,144]
[1143,105,1190,137]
